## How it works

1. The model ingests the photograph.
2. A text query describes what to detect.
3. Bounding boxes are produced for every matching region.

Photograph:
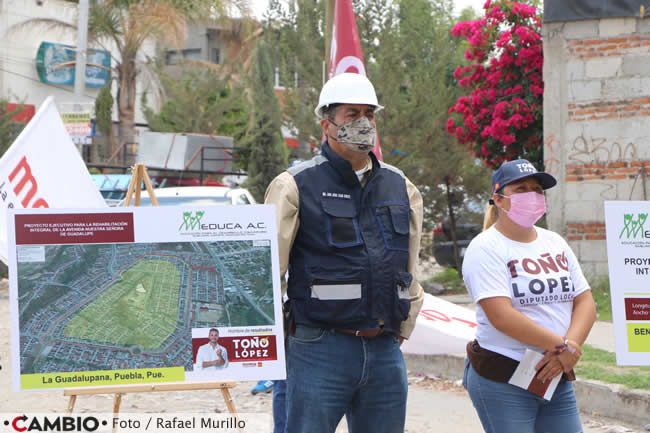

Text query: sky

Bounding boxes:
[250,0,487,19]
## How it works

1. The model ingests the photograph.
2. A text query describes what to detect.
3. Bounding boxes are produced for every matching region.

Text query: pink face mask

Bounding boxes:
[499,191,546,228]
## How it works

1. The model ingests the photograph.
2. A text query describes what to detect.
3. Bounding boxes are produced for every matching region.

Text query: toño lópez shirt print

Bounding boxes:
[462,226,590,361]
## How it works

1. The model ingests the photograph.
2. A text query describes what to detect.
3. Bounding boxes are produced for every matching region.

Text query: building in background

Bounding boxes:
[544,0,650,276]
[162,18,261,76]
[0,0,156,157]
[159,19,308,156]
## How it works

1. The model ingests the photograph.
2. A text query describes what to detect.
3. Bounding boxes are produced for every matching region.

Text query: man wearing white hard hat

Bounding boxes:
[265,73,424,433]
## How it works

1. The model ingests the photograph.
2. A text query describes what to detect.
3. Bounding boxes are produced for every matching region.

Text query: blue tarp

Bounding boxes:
[91,174,133,191]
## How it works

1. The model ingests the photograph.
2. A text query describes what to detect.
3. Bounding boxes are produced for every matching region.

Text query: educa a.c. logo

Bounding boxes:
[179,211,205,231]
[619,213,649,240]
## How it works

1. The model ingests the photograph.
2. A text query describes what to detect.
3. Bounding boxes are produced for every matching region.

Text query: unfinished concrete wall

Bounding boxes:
[544,17,650,277]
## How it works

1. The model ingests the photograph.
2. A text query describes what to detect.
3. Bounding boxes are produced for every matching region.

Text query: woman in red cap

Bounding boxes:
[461,159,597,433]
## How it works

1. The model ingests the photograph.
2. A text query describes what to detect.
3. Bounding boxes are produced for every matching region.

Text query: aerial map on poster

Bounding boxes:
[8,206,285,391]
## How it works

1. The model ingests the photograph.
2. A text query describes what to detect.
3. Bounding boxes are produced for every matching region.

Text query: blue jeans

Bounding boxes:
[285,325,407,433]
[463,361,583,433]
[272,379,287,433]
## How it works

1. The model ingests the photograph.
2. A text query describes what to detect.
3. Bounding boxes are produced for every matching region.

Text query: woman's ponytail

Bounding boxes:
[482,202,498,231]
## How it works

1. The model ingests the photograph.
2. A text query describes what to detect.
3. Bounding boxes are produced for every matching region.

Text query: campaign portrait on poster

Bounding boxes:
[7,206,286,391]
[605,201,650,366]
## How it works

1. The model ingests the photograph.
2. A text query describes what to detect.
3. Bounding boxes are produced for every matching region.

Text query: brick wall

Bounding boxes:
[566,222,607,241]
[544,17,650,277]
[568,99,650,122]
[566,161,650,182]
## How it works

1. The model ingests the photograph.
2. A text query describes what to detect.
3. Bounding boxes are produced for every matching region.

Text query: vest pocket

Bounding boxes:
[307,278,367,325]
[395,271,412,321]
[376,203,410,251]
[321,197,363,248]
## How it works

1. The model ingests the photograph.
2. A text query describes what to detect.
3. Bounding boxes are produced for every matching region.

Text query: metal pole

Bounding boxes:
[0,0,5,96]
[74,0,89,98]
[200,147,205,185]
[324,0,335,78]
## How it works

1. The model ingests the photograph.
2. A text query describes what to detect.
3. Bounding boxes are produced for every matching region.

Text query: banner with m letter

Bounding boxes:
[0,97,106,263]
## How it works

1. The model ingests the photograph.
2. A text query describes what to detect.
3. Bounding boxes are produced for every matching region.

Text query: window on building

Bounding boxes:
[182,49,202,61]
[166,50,181,65]
[211,48,221,64]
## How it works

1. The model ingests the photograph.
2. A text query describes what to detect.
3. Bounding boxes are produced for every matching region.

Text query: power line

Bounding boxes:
[0,66,97,99]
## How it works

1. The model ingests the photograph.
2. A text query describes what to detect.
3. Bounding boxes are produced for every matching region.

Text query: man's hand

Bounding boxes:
[399,336,405,346]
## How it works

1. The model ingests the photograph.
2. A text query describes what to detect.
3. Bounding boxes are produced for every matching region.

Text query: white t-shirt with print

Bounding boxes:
[462,225,590,361]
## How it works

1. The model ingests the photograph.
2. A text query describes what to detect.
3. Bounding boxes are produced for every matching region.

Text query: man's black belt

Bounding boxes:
[334,328,384,338]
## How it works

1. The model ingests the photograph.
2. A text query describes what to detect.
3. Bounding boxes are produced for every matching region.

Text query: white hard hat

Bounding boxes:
[315,73,384,118]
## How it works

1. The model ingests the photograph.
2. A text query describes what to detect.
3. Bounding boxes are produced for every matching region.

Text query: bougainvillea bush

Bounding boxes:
[446,0,543,169]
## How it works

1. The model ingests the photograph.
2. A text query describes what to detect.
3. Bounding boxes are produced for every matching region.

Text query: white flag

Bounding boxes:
[0,97,106,263]
[401,293,477,355]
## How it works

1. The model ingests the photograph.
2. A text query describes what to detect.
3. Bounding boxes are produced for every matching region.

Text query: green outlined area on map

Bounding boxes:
[64,260,180,350]
[17,241,274,374]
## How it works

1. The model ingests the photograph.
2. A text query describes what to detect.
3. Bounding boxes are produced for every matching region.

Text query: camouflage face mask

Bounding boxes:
[331,117,376,153]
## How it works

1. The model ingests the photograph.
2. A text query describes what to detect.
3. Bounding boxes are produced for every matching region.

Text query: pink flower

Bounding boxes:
[447,0,542,168]
[512,3,537,19]
[496,32,512,48]
[446,118,455,133]
[486,5,506,20]
[500,134,516,145]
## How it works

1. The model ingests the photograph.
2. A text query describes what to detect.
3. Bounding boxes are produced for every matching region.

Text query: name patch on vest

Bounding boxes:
[322,192,351,199]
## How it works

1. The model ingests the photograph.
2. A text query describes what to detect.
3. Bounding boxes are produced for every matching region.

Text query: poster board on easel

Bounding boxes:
[7,164,286,425]
[65,164,235,418]
[605,201,650,366]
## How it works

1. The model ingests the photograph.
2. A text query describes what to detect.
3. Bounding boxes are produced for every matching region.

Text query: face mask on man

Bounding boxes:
[329,117,376,153]
[498,191,546,228]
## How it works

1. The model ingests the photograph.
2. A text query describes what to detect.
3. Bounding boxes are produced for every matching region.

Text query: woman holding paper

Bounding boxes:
[461,159,597,433]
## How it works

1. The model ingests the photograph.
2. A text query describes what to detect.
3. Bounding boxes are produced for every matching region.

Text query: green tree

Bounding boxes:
[93,83,114,162]
[375,0,489,209]
[18,0,248,158]
[143,65,249,141]
[264,0,325,156]
[265,0,491,259]
[357,0,490,269]
[0,100,26,157]
[242,40,288,202]
[385,0,490,269]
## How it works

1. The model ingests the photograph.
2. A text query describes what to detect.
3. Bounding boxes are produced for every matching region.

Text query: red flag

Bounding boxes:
[329,0,383,161]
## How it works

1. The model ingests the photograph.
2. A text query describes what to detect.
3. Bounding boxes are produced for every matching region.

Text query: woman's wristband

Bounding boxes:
[555,338,581,356]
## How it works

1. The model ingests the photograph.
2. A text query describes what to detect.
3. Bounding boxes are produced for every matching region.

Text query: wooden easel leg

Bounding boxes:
[112,393,123,433]
[66,395,77,414]
[220,387,237,414]
[220,387,244,433]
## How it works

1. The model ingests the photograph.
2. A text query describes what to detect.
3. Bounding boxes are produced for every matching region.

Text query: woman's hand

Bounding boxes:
[536,355,564,383]
[535,339,582,382]
[557,339,582,372]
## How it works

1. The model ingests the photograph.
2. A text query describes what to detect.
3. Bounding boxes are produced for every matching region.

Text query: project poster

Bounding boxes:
[604,201,650,365]
[8,206,286,391]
